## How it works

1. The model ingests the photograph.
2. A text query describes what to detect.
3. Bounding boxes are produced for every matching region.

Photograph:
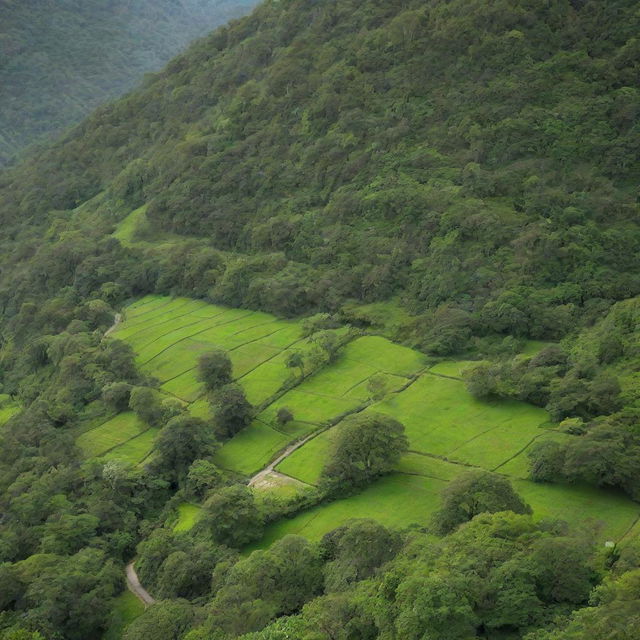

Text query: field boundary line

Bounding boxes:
[425,370,464,382]
[123,297,178,321]
[122,299,196,328]
[134,316,221,354]
[491,428,566,474]
[83,425,154,460]
[397,470,451,483]
[118,305,223,342]
[619,513,640,542]
[139,312,255,366]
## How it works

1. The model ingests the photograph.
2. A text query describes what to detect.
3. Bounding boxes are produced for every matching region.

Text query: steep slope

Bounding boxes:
[0,3,640,638]
[0,0,257,165]
[0,0,638,348]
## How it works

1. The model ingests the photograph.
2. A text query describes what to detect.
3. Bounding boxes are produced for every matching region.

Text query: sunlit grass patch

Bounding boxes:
[77,412,147,458]
[214,421,290,476]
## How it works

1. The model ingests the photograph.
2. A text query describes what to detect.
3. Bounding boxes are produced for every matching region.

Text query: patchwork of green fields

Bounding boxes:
[78,295,640,548]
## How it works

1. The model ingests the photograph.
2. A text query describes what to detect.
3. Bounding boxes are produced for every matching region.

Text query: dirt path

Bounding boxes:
[104,312,122,338]
[126,562,155,606]
[248,431,319,487]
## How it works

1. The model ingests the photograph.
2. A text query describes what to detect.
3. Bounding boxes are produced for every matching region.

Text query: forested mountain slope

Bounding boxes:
[0,0,256,165]
[1,1,640,639]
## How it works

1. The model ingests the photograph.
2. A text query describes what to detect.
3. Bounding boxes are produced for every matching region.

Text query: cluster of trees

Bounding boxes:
[464,344,621,422]
[462,299,640,499]
[125,478,620,640]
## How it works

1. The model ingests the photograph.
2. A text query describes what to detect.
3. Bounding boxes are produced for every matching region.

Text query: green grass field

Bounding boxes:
[103,427,160,465]
[214,421,292,476]
[249,473,447,550]
[174,503,202,533]
[77,412,148,458]
[98,296,640,548]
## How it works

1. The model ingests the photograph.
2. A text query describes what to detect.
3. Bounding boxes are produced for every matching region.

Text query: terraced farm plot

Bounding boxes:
[106,297,640,549]
[214,421,292,476]
[103,427,160,465]
[112,297,303,408]
[369,373,550,470]
[77,412,148,458]
[250,473,447,550]
[276,430,335,484]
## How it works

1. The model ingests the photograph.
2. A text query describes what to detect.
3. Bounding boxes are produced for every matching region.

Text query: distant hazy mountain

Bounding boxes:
[0,0,256,165]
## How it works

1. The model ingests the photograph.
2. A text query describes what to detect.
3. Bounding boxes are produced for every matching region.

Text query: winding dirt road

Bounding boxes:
[248,431,318,487]
[126,562,156,606]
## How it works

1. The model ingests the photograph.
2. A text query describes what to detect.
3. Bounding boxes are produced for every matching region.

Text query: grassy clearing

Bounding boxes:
[276,430,334,484]
[112,205,148,246]
[428,360,479,377]
[249,474,447,550]
[103,428,160,465]
[342,335,426,377]
[0,396,19,426]
[515,480,639,541]
[496,430,575,478]
[103,590,144,640]
[174,503,202,533]
[369,373,550,470]
[214,421,291,476]
[395,452,468,481]
[76,412,147,458]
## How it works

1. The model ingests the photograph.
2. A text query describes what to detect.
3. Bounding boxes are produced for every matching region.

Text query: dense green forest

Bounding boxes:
[0,0,256,166]
[0,0,639,638]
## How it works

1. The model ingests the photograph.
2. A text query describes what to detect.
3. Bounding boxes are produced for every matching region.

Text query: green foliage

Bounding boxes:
[197,349,233,392]
[128,387,164,428]
[122,600,195,640]
[321,413,409,492]
[432,470,532,534]
[152,414,217,482]
[211,384,253,439]
[200,485,263,547]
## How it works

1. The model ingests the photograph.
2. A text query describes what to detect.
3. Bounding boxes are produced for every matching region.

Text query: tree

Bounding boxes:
[320,519,401,591]
[197,349,232,391]
[320,413,408,491]
[153,415,216,481]
[123,600,194,640]
[284,350,305,378]
[276,407,294,427]
[211,384,252,439]
[367,373,389,401]
[129,386,164,427]
[186,459,221,499]
[432,470,532,534]
[528,440,566,482]
[201,485,263,547]
[395,573,478,640]
[101,381,132,412]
